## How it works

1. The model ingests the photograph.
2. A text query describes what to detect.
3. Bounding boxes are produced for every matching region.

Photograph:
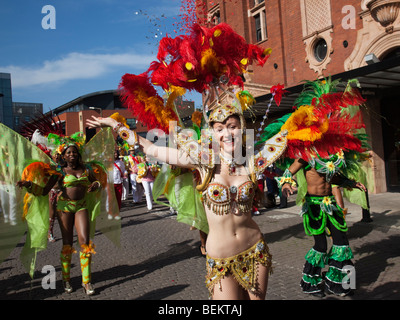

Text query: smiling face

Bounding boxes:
[63,145,80,164]
[211,115,242,156]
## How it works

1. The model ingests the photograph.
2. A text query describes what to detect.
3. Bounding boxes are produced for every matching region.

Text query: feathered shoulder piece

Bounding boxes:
[260,78,368,162]
[20,112,65,156]
[20,112,64,140]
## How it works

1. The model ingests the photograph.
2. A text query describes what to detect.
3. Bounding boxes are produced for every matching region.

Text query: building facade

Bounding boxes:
[49,89,195,144]
[198,0,400,193]
[13,102,43,132]
[1,72,44,132]
[0,73,13,129]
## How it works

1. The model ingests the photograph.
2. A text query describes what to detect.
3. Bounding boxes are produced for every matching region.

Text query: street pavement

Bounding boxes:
[0,191,399,302]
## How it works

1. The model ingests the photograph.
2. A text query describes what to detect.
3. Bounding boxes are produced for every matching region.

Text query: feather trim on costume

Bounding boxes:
[21,162,62,219]
[20,112,64,141]
[147,23,271,94]
[258,78,368,162]
[236,90,256,112]
[119,73,180,133]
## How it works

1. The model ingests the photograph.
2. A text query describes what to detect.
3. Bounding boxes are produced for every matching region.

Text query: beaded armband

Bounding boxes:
[275,169,297,188]
[93,180,101,190]
[113,121,139,148]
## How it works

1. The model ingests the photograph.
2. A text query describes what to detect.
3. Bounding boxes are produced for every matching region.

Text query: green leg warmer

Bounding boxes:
[60,245,75,282]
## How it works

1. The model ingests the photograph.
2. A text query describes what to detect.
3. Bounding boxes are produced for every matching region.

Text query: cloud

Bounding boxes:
[2,51,155,88]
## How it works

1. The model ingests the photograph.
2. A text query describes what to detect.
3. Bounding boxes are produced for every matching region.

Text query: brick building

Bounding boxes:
[49,89,195,145]
[198,0,400,193]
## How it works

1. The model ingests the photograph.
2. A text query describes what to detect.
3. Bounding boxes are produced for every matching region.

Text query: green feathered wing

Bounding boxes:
[0,123,53,277]
[81,128,121,247]
[153,164,209,234]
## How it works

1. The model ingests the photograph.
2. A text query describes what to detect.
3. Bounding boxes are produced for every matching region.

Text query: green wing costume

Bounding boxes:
[0,123,51,277]
[153,164,209,234]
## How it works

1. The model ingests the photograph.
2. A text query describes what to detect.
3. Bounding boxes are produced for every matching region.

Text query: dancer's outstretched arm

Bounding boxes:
[86,116,197,169]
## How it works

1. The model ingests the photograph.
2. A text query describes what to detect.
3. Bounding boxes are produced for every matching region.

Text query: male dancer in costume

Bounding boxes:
[279,158,366,296]
[270,79,370,297]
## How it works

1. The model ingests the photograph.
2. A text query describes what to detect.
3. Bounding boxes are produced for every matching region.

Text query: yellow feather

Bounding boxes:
[201,48,220,73]
[110,112,128,127]
[281,105,329,142]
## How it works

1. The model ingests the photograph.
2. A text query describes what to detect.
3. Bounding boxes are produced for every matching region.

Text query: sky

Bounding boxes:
[0,0,201,112]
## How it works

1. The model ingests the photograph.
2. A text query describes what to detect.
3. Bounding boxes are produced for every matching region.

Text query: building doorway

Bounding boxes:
[381,91,400,191]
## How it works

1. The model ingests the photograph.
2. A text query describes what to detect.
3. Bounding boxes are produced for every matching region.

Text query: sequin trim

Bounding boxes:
[205,239,272,295]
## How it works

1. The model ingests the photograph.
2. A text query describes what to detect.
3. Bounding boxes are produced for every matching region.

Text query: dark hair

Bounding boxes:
[209,114,241,128]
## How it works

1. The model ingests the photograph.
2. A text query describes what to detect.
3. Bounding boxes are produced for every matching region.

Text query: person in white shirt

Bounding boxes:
[112,150,127,219]
[120,154,130,201]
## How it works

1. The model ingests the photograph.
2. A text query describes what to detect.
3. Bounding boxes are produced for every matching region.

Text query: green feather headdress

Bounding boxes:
[48,132,86,155]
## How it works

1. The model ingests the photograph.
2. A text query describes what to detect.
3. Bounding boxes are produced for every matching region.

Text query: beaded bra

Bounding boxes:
[203,180,255,215]
[176,128,287,215]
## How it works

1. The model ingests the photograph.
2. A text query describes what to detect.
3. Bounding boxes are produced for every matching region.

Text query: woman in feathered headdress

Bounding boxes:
[86,22,289,300]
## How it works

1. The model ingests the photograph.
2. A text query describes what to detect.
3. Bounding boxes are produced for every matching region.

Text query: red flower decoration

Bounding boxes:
[270,83,288,107]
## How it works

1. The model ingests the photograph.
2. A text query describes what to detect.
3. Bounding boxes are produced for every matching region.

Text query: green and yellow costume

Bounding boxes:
[0,125,120,286]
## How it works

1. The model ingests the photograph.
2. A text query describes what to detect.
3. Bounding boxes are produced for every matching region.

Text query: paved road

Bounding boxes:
[1,192,399,302]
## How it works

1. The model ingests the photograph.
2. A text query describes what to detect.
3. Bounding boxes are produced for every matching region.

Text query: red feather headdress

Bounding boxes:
[148,23,270,93]
[119,72,181,133]
[118,23,271,131]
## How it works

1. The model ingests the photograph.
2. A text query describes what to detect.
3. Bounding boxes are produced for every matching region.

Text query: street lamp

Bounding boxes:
[364,53,380,65]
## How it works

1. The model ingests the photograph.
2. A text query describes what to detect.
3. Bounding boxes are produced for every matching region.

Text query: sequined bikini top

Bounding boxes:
[203,180,255,215]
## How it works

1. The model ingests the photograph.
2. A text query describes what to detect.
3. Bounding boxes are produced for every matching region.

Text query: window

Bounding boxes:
[250,2,267,43]
[300,0,333,74]
[255,14,261,42]
[314,38,328,62]
[252,0,264,6]
[208,4,220,26]
[210,11,220,25]
[126,118,137,129]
